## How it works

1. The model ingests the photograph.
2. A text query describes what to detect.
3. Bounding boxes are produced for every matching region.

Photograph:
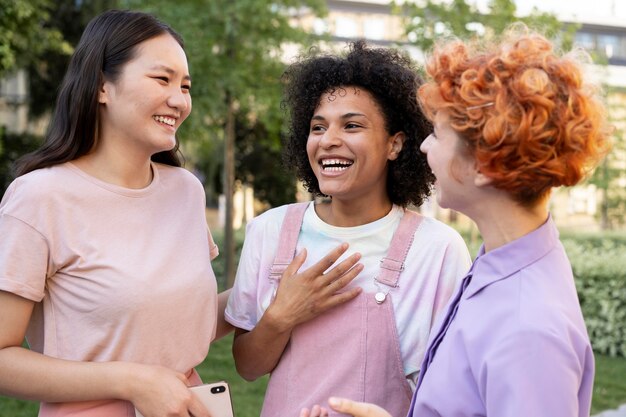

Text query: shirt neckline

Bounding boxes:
[64,161,160,198]
[305,202,404,238]
[464,214,559,298]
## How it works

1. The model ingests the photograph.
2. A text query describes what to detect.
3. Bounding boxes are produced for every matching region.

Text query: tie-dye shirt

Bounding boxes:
[226,202,470,384]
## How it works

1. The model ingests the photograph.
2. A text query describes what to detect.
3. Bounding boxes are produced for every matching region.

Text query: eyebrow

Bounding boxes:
[311,112,367,121]
[149,65,192,82]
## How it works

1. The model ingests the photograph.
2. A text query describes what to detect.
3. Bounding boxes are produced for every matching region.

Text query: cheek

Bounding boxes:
[306,136,317,164]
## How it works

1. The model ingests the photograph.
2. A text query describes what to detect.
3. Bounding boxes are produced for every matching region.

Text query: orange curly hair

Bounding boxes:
[418,26,612,205]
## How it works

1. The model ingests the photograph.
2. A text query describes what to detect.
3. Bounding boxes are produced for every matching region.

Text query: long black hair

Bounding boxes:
[15,9,185,177]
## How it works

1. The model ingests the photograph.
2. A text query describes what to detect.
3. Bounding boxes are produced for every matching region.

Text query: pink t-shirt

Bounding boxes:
[0,162,218,416]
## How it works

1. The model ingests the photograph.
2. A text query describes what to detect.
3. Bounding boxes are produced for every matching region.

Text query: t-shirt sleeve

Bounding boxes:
[224,218,266,331]
[482,330,590,417]
[206,226,219,261]
[0,213,49,301]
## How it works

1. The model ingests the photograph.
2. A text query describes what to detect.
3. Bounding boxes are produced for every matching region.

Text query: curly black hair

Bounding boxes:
[281,40,434,207]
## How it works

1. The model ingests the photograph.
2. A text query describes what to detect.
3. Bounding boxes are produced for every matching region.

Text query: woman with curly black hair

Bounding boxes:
[225,40,471,417]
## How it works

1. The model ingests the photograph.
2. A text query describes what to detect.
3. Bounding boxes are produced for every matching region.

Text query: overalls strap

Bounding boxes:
[376,210,423,288]
[269,203,423,288]
[268,202,309,283]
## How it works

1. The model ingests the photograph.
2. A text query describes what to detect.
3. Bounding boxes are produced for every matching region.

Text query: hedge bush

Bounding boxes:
[459,227,626,357]
[562,236,626,357]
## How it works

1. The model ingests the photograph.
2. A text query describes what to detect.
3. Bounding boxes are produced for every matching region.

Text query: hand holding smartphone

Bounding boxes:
[135,381,234,417]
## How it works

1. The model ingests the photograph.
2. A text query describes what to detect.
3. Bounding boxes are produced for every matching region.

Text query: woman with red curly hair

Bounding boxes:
[303,27,612,417]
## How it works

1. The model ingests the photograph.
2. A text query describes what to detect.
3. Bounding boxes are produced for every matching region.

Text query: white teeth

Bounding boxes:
[153,115,176,126]
[321,159,353,167]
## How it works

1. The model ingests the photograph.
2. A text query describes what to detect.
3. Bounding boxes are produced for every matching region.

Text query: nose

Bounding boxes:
[319,126,342,149]
[167,87,191,114]
[420,134,434,154]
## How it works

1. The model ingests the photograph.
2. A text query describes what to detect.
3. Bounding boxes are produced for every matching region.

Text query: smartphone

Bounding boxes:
[135,381,234,417]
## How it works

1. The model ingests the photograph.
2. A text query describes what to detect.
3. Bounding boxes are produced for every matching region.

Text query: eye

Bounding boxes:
[310,124,326,133]
[153,76,169,84]
[182,84,191,92]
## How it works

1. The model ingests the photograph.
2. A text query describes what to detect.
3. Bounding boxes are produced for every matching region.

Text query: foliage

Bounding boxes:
[0,128,42,199]
[587,91,626,229]
[25,0,119,118]
[126,0,326,206]
[392,0,575,51]
[0,0,72,77]
[563,236,626,357]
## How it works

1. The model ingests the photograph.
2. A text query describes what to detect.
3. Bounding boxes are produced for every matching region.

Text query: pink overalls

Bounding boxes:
[260,203,422,417]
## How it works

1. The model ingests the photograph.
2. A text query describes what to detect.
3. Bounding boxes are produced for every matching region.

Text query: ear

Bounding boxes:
[98,80,110,104]
[388,132,406,161]
[473,166,494,187]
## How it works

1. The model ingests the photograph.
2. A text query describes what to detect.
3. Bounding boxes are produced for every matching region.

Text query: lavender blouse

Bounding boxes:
[409,216,594,417]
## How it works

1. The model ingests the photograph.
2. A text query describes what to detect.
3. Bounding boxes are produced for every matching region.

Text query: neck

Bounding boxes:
[469,193,549,253]
[73,143,153,189]
[315,196,393,227]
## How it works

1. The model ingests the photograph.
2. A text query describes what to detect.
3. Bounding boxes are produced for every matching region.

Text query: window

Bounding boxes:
[334,16,358,38]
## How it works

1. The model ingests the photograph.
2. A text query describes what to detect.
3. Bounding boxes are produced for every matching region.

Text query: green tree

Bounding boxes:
[26,0,119,118]
[128,0,326,285]
[0,0,72,78]
[393,0,574,51]
[1,1,118,197]
[589,90,626,230]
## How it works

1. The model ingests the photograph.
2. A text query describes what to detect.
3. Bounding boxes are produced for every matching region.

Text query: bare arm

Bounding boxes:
[213,289,234,341]
[0,290,210,417]
[232,244,363,381]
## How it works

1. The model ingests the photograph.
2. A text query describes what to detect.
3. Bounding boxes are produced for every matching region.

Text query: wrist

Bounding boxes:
[263,304,294,334]
[108,361,142,401]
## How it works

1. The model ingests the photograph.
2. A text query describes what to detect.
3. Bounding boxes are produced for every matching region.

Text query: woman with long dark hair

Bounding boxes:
[0,9,223,417]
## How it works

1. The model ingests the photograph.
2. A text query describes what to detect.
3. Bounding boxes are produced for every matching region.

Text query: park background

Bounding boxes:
[1,0,625,416]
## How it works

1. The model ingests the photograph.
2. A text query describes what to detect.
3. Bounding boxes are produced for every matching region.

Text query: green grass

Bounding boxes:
[593,354,626,414]
[0,347,623,416]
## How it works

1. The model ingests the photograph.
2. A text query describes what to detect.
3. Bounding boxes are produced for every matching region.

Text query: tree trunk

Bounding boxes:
[224,91,236,288]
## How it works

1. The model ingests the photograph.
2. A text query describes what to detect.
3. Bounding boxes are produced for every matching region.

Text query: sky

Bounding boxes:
[352,0,626,23]
[484,0,626,25]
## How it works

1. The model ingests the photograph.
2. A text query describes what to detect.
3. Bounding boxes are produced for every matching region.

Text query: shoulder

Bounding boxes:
[1,165,69,211]
[413,213,468,249]
[245,204,292,235]
[155,164,203,189]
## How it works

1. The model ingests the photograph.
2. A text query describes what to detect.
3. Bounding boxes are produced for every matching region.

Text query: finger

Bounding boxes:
[325,262,363,291]
[282,248,308,278]
[305,243,350,277]
[188,393,210,417]
[320,253,362,285]
[176,372,191,386]
[328,397,392,417]
[310,405,324,417]
[299,408,311,417]
[323,286,362,310]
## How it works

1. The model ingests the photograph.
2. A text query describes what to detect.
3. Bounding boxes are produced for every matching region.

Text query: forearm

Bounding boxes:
[214,289,234,341]
[0,346,134,402]
[232,308,293,381]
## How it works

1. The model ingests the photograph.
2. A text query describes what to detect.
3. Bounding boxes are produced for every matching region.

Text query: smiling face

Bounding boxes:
[420,109,478,211]
[97,33,191,160]
[306,87,404,206]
